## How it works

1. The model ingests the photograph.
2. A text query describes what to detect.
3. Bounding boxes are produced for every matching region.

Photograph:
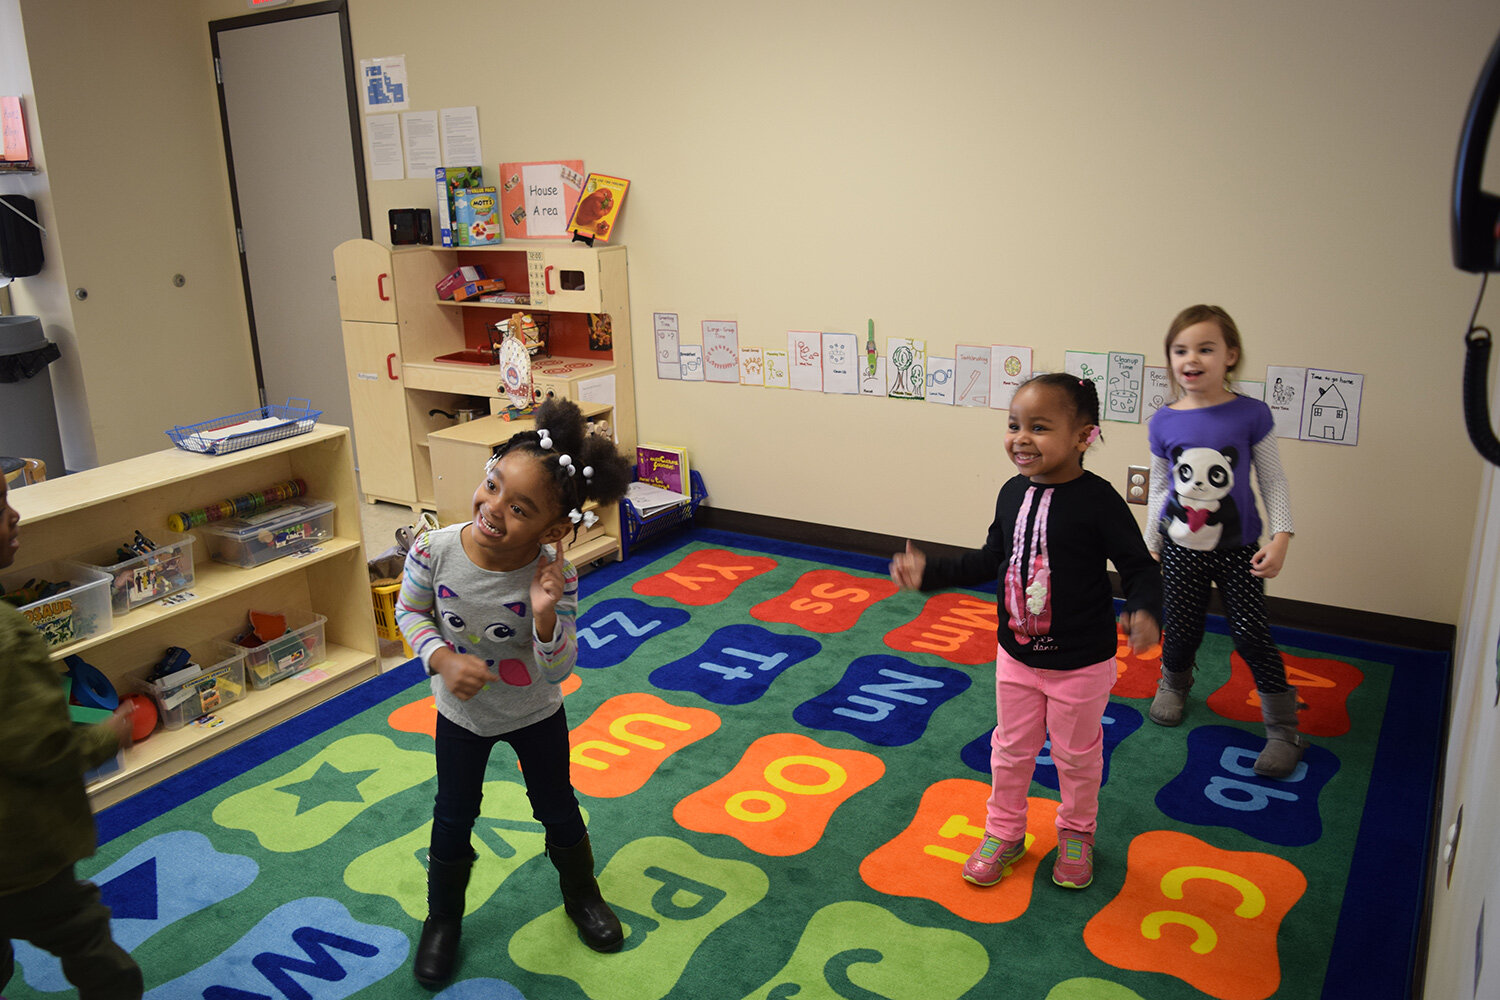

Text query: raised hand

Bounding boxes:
[889,539,927,591]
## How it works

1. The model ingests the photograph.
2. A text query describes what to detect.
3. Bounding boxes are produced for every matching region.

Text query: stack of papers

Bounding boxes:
[626,481,688,518]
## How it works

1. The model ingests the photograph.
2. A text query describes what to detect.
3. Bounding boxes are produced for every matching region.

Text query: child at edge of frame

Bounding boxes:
[0,478,143,1000]
[889,373,1162,892]
[395,398,632,989]
[1144,303,1303,778]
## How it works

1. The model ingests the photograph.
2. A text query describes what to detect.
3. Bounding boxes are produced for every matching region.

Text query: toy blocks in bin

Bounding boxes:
[231,608,328,690]
[79,530,196,614]
[145,642,248,730]
[200,498,336,569]
[0,560,112,648]
[621,470,707,559]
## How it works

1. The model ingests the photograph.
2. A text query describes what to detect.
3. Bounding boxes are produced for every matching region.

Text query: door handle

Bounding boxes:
[544,265,555,295]
[377,272,390,301]
[386,353,398,380]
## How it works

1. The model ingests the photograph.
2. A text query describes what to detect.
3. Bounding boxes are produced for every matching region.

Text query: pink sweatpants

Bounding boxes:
[984,647,1117,841]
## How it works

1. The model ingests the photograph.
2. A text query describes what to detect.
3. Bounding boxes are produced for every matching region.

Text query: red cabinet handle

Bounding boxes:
[386,352,398,380]
[377,272,390,301]
[544,265,555,295]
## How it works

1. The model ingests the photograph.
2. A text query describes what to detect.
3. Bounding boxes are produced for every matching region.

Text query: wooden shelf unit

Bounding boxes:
[8,425,380,808]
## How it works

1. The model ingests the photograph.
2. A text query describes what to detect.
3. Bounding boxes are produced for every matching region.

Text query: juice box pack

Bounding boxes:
[454,186,501,246]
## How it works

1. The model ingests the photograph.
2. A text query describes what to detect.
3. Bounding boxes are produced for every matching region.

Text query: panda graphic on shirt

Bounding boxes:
[1161,445,1242,550]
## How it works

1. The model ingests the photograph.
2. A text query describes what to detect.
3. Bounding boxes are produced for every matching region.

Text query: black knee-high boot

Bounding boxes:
[414,852,473,988]
[546,833,624,953]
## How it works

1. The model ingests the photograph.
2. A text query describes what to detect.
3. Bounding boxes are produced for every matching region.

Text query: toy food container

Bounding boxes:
[0,560,112,648]
[200,498,336,569]
[81,531,197,614]
[238,608,328,689]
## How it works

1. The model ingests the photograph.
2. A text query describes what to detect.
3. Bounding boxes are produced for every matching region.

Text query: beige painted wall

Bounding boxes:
[11,0,1494,625]
[310,0,1492,626]
[8,0,258,466]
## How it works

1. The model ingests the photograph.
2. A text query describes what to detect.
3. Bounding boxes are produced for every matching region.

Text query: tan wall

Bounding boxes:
[312,0,1493,625]
[14,0,1494,624]
[10,0,258,466]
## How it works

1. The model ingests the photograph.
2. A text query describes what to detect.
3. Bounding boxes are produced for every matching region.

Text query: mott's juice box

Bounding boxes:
[454,186,500,246]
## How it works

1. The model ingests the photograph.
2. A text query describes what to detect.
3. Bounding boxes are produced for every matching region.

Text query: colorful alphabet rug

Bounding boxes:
[7,529,1446,1000]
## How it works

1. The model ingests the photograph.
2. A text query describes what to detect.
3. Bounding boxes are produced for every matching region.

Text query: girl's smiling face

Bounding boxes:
[1005,383,1092,484]
[464,451,569,571]
[1169,319,1239,400]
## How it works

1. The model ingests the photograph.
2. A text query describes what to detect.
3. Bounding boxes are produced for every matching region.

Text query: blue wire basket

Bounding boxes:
[165,398,322,455]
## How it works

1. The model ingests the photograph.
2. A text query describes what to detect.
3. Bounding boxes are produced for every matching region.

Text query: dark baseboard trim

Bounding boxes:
[697,507,1456,653]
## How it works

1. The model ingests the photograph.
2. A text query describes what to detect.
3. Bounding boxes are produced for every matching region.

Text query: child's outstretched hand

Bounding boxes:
[532,538,566,618]
[1250,533,1290,579]
[1119,609,1160,656]
[431,648,501,700]
[889,540,926,591]
[107,701,135,750]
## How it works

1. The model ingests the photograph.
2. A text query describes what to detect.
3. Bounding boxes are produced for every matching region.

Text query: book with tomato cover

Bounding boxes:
[567,173,630,243]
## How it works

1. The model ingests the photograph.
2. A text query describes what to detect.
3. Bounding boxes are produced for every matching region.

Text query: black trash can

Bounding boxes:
[0,315,65,480]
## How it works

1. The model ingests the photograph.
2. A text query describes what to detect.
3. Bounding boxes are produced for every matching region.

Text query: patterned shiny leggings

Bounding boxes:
[1160,542,1289,693]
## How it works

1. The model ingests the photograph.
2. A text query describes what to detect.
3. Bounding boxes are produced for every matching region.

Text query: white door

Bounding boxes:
[213,7,366,436]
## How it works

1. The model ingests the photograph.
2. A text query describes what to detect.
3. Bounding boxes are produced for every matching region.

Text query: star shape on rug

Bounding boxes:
[274,761,379,816]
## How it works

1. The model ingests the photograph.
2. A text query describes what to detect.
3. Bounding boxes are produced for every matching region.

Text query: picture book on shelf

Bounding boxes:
[636,443,690,496]
[1,97,32,167]
[567,173,630,242]
[499,160,585,239]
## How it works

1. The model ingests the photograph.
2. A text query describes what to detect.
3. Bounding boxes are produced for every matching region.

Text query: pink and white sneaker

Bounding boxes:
[962,834,1026,886]
[1052,829,1094,889]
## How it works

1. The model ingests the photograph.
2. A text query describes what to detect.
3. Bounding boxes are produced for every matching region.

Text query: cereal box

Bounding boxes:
[454,186,501,246]
[435,166,484,247]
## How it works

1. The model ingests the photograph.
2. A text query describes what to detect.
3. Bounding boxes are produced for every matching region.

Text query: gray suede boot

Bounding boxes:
[1148,667,1194,726]
[1254,687,1307,778]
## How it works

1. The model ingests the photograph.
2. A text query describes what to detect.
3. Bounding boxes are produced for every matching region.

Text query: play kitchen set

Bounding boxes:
[333,238,638,517]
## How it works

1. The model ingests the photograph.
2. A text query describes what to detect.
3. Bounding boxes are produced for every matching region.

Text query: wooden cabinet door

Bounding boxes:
[342,320,416,502]
[334,239,398,323]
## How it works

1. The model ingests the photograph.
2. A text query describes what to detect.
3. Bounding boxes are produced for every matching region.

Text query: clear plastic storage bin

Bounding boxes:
[200,498,336,569]
[80,531,196,614]
[0,561,112,647]
[237,609,328,689]
[145,641,248,730]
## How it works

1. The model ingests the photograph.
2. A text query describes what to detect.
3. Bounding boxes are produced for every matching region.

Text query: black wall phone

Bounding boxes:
[1455,29,1500,463]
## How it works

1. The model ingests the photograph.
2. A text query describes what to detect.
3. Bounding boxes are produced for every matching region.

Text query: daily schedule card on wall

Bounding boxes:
[954,346,990,407]
[989,345,1031,409]
[739,347,764,386]
[789,332,823,391]
[1300,369,1362,446]
[703,321,739,383]
[888,339,926,399]
[927,357,956,405]
[1266,365,1306,439]
[680,345,704,381]
[764,350,790,388]
[822,333,859,394]
[654,313,681,380]
[861,358,888,396]
[1105,352,1145,423]
[1144,366,1171,421]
